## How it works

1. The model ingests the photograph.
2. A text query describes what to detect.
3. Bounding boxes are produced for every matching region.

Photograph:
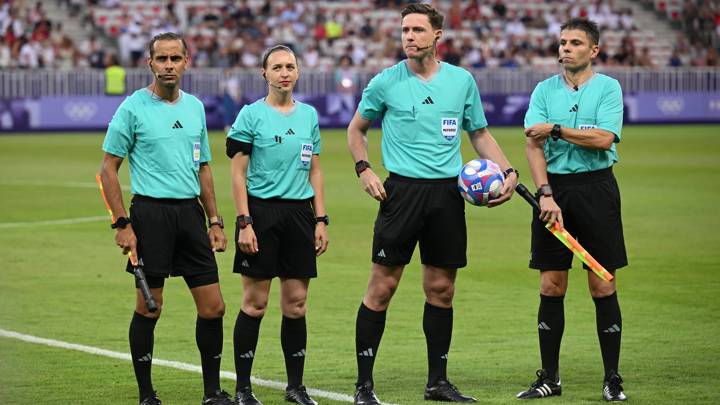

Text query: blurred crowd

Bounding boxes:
[0,1,114,69]
[1,0,718,70]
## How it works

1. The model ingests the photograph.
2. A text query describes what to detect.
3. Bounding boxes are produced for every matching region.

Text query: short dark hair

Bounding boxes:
[560,18,600,46]
[401,3,444,30]
[261,44,297,69]
[148,32,188,57]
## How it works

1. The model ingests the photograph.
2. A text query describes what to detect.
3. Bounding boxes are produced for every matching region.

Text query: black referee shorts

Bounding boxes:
[127,195,218,287]
[530,167,628,272]
[233,196,317,280]
[372,173,467,269]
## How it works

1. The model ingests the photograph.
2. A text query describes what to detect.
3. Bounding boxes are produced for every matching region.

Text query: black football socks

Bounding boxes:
[538,294,565,381]
[129,312,159,400]
[355,303,386,386]
[594,292,622,379]
[423,302,453,386]
[234,311,262,391]
[196,316,223,396]
[281,315,307,388]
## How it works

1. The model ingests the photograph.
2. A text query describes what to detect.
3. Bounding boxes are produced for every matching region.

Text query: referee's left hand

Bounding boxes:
[487,171,518,207]
[208,226,227,252]
[315,223,329,256]
[524,123,553,141]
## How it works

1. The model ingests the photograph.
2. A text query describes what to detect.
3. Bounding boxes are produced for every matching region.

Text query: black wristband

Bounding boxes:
[111,216,131,229]
[315,215,329,225]
[355,160,371,177]
[503,167,519,179]
[550,124,562,141]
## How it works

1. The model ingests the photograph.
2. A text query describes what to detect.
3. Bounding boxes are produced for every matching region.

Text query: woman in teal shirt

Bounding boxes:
[225,45,328,405]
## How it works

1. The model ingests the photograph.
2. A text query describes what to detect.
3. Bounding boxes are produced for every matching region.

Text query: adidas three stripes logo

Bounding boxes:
[171,120,183,129]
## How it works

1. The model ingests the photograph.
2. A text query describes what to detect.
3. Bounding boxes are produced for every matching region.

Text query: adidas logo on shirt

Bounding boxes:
[137,353,152,362]
[285,128,296,135]
[292,349,306,358]
[377,249,386,258]
[603,324,621,333]
[172,120,183,129]
[569,104,578,113]
[238,350,254,359]
[538,322,552,330]
[358,348,374,357]
[421,96,434,105]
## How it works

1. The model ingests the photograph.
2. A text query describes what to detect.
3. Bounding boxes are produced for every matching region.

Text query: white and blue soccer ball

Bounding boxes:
[458,158,505,206]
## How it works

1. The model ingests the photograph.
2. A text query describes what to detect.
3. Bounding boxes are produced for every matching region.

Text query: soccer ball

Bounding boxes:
[457,159,505,206]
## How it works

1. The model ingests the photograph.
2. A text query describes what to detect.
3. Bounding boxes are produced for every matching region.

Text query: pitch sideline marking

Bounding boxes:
[0,179,130,191]
[0,328,400,404]
[0,215,108,228]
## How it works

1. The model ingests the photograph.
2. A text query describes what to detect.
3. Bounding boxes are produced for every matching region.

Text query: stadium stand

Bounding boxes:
[0,0,717,70]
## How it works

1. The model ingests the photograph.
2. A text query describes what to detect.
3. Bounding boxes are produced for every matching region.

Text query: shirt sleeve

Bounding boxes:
[102,98,135,158]
[524,82,548,128]
[199,103,212,163]
[596,79,624,142]
[227,105,254,143]
[357,72,386,121]
[311,108,321,155]
[462,73,488,132]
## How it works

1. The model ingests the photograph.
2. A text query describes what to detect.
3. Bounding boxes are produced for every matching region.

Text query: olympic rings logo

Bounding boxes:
[64,102,98,121]
[656,97,684,115]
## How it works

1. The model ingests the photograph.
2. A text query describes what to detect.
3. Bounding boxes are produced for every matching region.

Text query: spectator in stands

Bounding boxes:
[0,35,11,68]
[668,49,683,66]
[329,54,359,123]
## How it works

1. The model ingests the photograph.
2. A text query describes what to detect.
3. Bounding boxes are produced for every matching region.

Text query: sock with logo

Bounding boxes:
[593,292,622,379]
[423,302,453,386]
[196,316,223,396]
[234,311,262,391]
[129,312,159,400]
[355,303,386,386]
[538,294,565,381]
[281,315,307,388]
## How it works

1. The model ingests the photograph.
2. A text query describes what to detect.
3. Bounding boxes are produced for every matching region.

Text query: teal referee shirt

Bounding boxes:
[227,98,321,200]
[524,73,623,174]
[358,60,488,179]
[102,89,211,198]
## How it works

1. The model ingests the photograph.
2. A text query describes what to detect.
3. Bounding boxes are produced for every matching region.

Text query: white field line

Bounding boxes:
[0,328,396,404]
[0,215,108,228]
[0,179,130,191]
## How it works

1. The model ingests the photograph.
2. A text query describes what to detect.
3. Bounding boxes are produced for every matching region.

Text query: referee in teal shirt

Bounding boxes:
[517,19,628,402]
[347,4,518,404]
[226,45,328,405]
[100,33,233,405]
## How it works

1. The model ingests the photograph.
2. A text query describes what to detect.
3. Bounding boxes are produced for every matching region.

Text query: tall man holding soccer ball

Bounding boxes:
[347,4,518,404]
[518,18,628,402]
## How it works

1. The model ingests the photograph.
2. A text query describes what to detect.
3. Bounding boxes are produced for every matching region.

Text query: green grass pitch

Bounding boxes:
[1,125,719,404]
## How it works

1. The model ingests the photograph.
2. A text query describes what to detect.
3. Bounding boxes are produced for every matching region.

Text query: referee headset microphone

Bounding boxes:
[414,35,440,51]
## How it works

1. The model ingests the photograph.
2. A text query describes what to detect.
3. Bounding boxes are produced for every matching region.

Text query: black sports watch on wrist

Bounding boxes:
[208,216,224,229]
[503,167,519,179]
[236,215,253,229]
[550,124,562,141]
[536,184,553,198]
[355,160,371,177]
[111,216,131,229]
[315,215,330,226]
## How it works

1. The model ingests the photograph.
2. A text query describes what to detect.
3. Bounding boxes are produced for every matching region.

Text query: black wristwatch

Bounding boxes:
[111,216,131,229]
[208,216,224,229]
[315,215,330,226]
[236,215,253,229]
[503,167,519,179]
[550,124,562,141]
[355,160,371,177]
[536,184,553,198]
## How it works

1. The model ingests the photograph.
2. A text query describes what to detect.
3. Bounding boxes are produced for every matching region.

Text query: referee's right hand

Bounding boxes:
[115,226,139,266]
[360,169,386,201]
